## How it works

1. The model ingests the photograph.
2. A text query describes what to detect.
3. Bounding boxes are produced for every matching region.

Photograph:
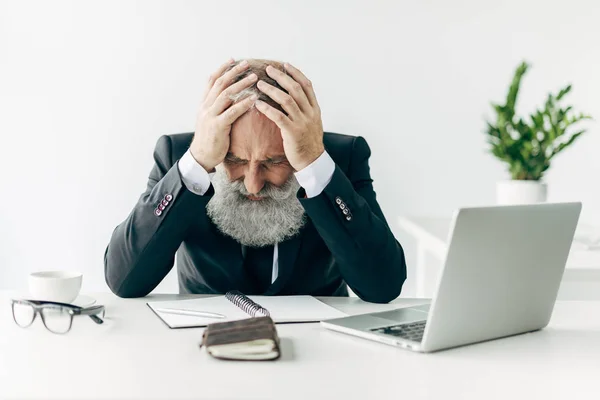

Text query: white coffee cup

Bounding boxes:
[28,271,83,304]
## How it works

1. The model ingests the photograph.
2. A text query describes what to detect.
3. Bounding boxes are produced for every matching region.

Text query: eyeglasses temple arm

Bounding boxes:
[77,305,105,324]
[89,314,104,324]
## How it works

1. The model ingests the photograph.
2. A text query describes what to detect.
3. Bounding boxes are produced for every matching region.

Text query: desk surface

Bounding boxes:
[2,292,600,400]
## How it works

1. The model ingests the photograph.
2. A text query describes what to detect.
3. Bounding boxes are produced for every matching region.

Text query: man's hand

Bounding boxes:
[254,63,325,171]
[190,59,258,172]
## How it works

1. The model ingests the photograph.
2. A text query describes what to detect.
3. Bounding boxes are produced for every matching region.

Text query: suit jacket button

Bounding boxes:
[335,197,342,205]
[343,209,349,215]
[161,199,169,206]
[165,194,173,202]
[158,204,166,211]
[346,215,352,221]
[155,209,162,217]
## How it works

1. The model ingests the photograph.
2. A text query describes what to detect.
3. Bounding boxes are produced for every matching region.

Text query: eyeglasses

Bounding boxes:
[10,299,105,334]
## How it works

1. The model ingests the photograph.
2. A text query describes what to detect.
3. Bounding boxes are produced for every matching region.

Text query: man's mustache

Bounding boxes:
[227,179,296,201]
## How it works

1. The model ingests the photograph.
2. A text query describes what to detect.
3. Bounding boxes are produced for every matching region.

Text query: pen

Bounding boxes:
[155,308,226,319]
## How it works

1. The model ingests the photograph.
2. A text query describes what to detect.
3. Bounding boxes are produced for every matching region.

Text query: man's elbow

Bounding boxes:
[104,248,149,299]
[111,285,150,299]
[359,274,406,304]
[105,275,149,299]
[105,271,150,298]
[355,263,406,304]
[357,249,408,304]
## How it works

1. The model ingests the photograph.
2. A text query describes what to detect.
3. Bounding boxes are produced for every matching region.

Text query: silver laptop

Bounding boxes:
[321,202,582,353]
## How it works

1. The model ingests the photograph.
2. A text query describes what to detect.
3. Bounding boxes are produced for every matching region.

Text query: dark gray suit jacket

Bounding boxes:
[104,132,406,303]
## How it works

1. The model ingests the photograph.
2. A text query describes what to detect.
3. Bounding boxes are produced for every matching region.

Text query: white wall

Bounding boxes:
[1,0,599,295]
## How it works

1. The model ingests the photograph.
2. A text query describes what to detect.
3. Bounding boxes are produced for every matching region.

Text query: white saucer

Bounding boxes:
[70,295,96,308]
[14,293,97,307]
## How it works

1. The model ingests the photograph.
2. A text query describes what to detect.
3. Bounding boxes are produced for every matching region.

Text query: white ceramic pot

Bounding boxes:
[496,180,547,205]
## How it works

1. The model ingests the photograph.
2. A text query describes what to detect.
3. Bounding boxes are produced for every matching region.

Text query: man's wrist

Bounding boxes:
[294,150,335,198]
[293,147,325,171]
[178,150,214,196]
[189,149,217,173]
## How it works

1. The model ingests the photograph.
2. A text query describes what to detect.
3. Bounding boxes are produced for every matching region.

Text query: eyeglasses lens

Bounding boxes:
[41,306,72,334]
[12,302,35,327]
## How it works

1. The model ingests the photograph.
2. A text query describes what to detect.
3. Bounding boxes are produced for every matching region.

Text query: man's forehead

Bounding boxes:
[229,111,285,160]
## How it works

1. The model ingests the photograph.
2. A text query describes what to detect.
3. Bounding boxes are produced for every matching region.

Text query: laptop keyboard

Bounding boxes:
[370,320,426,342]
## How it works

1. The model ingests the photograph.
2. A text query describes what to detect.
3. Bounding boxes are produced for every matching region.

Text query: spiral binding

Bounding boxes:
[225,290,270,317]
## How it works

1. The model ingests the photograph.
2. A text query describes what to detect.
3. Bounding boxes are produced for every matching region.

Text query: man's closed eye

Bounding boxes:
[224,157,247,165]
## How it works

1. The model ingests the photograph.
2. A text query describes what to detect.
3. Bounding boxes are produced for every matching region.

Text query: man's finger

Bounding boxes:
[205,60,250,107]
[203,58,234,99]
[265,65,311,113]
[254,99,292,130]
[211,73,258,116]
[256,80,302,120]
[219,94,258,125]
[280,63,318,108]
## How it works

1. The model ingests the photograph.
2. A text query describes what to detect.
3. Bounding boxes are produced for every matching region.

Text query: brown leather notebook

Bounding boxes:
[200,316,281,361]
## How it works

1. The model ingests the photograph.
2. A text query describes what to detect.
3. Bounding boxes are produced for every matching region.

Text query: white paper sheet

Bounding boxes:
[147,295,347,328]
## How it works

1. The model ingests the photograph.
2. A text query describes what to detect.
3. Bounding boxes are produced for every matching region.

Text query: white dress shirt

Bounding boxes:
[177,150,336,283]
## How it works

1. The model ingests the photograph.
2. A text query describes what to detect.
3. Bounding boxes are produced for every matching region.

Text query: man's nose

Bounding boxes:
[244,165,265,195]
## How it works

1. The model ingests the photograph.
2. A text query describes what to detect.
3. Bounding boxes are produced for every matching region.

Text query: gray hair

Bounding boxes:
[206,166,306,247]
[226,59,289,116]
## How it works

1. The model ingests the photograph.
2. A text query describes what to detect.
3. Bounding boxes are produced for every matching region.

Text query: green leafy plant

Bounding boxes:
[486,61,592,180]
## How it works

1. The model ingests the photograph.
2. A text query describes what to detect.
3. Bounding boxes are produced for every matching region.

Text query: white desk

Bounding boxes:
[398,216,600,300]
[2,292,600,400]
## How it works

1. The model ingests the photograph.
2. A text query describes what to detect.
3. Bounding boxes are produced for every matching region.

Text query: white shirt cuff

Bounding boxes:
[294,151,335,198]
[177,150,214,196]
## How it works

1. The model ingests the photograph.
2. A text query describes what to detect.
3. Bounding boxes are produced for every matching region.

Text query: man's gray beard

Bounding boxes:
[206,167,307,248]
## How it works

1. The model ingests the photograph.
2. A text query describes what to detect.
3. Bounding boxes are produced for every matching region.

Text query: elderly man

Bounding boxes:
[104,59,406,303]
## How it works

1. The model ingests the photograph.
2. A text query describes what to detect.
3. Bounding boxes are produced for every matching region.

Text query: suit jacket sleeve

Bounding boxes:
[299,136,407,303]
[104,135,213,298]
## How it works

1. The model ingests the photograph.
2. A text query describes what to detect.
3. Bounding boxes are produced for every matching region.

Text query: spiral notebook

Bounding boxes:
[147,291,347,329]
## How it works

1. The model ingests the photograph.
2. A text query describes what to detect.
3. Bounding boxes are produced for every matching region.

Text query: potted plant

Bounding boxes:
[486,61,592,205]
